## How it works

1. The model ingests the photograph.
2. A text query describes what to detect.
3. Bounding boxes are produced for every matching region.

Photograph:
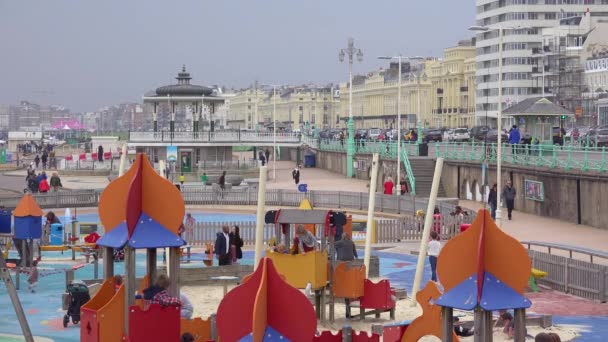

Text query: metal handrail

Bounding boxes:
[522,240,608,264]
[400,148,416,196]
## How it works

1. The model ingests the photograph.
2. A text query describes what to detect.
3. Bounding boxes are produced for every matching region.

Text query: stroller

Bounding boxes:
[63,281,90,327]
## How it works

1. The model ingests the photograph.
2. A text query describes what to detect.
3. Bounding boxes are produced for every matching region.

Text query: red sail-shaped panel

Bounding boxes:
[141,155,184,235]
[98,157,140,233]
[437,210,531,297]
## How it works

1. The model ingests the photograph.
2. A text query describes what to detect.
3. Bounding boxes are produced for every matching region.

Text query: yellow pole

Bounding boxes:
[410,158,444,306]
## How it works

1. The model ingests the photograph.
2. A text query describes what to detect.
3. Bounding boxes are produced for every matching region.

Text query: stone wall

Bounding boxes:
[442,161,608,229]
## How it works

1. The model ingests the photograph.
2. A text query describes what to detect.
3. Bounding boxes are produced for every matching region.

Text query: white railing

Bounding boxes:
[128,131,302,144]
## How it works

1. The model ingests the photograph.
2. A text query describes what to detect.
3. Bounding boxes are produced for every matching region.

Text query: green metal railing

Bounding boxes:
[401,149,416,195]
[435,142,608,173]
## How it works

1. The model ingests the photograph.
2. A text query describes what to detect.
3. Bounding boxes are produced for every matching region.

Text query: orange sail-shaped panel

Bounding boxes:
[13,194,43,217]
[96,153,185,249]
[436,209,531,311]
[216,258,317,342]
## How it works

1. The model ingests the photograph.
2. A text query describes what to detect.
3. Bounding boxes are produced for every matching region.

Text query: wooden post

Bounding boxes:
[167,247,180,297]
[103,247,114,279]
[147,248,157,284]
[364,154,380,278]
[514,308,526,342]
[441,307,454,342]
[484,310,493,342]
[473,307,483,342]
[0,253,34,342]
[123,246,136,335]
[342,325,353,342]
[93,252,99,279]
[210,313,217,341]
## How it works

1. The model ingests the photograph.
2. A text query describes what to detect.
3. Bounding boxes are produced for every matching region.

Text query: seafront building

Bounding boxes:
[474,0,608,126]
[337,40,476,130]
[229,85,339,131]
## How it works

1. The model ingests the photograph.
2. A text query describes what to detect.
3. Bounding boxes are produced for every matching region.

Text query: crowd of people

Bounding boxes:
[25,167,62,194]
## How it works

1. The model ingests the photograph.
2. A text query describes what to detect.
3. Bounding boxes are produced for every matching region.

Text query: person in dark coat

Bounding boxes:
[502,181,517,220]
[97,145,104,162]
[259,151,266,166]
[34,155,40,168]
[214,225,231,266]
[265,148,270,163]
[488,183,498,220]
[229,225,244,263]
[292,166,300,185]
[41,152,48,169]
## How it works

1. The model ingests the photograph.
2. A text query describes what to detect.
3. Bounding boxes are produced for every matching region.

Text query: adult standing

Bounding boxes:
[399,177,409,195]
[383,177,394,195]
[502,180,517,221]
[214,225,231,266]
[292,166,300,185]
[265,148,270,163]
[184,213,196,243]
[488,183,498,220]
[334,233,357,262]
[508,125,520,155]
[219,170,226,190]
[41,152,48,170]
[259,151,266,166]
[229,225,244,264]
[98,145,104,162]
[34,155,40,168]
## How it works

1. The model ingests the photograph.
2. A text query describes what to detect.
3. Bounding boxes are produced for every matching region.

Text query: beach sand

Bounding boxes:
[181,284,579,341]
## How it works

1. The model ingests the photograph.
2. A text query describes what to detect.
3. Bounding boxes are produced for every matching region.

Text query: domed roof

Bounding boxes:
[155,65,214,97]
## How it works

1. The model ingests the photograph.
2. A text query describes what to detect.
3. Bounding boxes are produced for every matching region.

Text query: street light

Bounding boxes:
[469,24,524,227]
[261,84,283,182]
[339,38,363,178]
[378,55,404,195]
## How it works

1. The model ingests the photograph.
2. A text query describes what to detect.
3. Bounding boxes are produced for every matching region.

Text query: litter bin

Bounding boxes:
[418,143,429,157]
[50,223,64,245]
[304,154,316,168]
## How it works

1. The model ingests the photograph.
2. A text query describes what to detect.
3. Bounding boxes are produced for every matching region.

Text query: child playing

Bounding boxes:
[495,310,515,339]
[179,173,185,186]
[28,260,39,293]
[428,231,441,282]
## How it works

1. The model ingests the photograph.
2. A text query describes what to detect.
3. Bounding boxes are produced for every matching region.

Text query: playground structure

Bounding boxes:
[80,153,196,341]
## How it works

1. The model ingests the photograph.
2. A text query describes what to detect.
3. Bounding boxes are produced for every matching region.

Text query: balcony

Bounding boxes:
[460,86,469,92]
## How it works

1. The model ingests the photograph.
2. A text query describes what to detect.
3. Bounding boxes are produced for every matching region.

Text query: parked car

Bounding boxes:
[446,128,471,142]
[587,127,608,147]
[484,129,508,144]
[423,128,443,143]
[404,128,419,142]
[470,125,491,141]
[367,128,383,140]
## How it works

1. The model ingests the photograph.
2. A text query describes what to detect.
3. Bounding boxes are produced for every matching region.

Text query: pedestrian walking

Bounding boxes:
[502,180,516,220]
[34,155,40,168]
[98,145,104,162]
[259,151,266,166]
[488,183,498,220]
[292,166,300,185]
[179,173,185,186]
[41,152,48,170]
[214,225,231,266]
[400,177,409,195]
[265,148,270,163]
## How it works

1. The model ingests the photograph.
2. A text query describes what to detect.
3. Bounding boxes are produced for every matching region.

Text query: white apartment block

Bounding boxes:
[474,0,608,126]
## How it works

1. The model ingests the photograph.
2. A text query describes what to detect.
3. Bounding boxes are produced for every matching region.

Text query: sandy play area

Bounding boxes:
[180,284,579,341]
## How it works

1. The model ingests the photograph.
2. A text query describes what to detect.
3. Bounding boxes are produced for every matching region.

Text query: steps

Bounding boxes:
[408,158,446,198]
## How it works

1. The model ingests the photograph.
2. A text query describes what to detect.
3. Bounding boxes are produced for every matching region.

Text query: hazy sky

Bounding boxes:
[0,0,475,112]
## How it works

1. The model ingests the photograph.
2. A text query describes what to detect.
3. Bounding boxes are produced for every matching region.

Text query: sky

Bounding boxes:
[0,0,475,112]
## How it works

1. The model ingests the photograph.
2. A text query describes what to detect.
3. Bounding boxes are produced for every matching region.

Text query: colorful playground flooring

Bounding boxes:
[0,250,607,341]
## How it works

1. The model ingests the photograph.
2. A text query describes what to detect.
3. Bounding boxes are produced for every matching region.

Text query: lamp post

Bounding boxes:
[378,55,403,194]
[261,84,283,182]
[469,25,516,228]
[339,38,363,178]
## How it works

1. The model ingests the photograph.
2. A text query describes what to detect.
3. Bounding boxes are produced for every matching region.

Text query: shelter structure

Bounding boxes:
[13,194,43,267]
[143,65,225,133]
[503,97,574,143]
